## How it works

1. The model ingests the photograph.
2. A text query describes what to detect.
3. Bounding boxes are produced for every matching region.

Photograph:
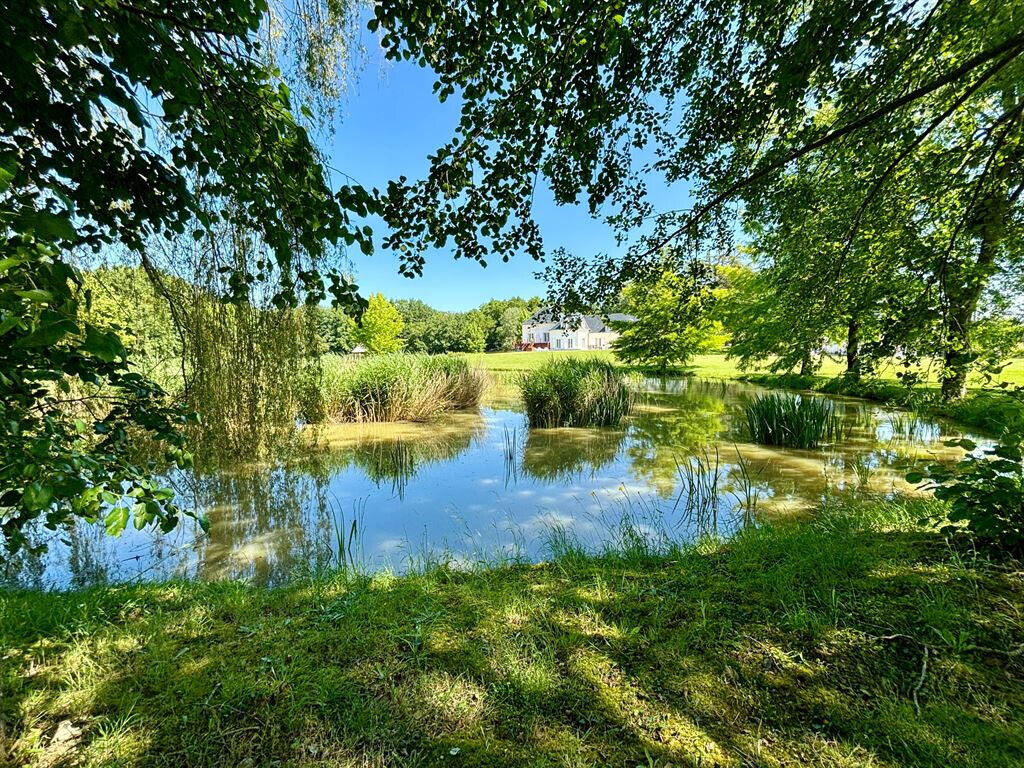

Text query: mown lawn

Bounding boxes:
[3,496,1023,767]
[465,351,1024,387]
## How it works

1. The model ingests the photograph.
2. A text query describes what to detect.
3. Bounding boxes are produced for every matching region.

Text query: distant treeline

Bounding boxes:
[82,266,543,364]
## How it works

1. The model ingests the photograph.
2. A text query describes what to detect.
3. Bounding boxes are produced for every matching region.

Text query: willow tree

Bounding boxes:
[1,1,376,550]
[372,0,1023,399]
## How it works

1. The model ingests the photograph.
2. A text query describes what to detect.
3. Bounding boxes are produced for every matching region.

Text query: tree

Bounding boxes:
[393,298,441,352]
[314,306,358,355]
[371,0,1023,400]
[355,294,405,353]
[82,266,182,374]
[372,0,1019,299]
[716,265,825,377]
[420,312,486,353]
[612,260,719,373]
[476,297,540,351]
[1,1,376,550]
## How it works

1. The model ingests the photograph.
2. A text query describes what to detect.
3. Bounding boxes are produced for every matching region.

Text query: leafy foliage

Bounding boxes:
[371,0,1023,317]
[420,312,486,353]
[0,235,200,552]
[354,294,405,353]
[1,0,377,549]
[612,259,719,372]
[910,433,1024,548]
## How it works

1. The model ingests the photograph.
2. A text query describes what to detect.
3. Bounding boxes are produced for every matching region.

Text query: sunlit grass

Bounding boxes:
[2,495,1023,767]
[466,351,1024,387]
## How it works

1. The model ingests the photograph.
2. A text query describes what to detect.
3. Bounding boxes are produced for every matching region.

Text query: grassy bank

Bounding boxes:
[467,351,1024,386]
[3,497,1023,767]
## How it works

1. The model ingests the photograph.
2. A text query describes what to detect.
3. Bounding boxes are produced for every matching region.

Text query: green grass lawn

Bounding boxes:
[466,351,1024,387]
[3,496,1023,767]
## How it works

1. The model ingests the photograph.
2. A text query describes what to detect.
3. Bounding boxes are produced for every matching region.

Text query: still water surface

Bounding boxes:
[4,379,982,589]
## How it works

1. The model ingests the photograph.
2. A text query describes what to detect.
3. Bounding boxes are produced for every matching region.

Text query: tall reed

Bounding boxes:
[308,353,486,423]
[519,358,633,428]
[744,393,840,449]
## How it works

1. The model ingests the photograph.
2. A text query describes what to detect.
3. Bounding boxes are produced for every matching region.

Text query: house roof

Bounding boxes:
[524,308,637,332]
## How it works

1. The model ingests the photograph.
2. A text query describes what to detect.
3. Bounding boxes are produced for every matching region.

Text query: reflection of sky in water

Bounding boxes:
[3,379,989,589]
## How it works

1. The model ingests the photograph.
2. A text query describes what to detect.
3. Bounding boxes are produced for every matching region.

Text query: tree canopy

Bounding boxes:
[371,0,1022,395]
[0,0,376,550]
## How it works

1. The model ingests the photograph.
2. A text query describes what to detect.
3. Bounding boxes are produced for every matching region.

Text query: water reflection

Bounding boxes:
[521,426,626,483]
[3,379,987,589]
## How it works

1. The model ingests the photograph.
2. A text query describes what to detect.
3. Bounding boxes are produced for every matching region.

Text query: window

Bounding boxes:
[543,332,549,342]
[567,337,573,349]
[527,333,534,342]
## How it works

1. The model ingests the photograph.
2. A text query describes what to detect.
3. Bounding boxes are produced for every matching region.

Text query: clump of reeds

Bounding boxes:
[519,358,633,428]
[311,353,486,423]
[744,393,840,449]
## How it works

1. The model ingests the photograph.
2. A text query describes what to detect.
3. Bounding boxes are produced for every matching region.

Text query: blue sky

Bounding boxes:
[325,32,691,312]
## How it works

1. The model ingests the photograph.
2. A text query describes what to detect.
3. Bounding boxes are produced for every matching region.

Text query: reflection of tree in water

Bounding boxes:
[521,426,627,483]
[175,464,335,585]
[625,392,726,496]
[305,413,484,499]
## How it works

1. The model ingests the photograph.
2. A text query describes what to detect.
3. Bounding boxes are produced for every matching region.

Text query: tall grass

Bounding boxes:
[519,358,633,427]
[307,353,486,423]
[744,393,840,449]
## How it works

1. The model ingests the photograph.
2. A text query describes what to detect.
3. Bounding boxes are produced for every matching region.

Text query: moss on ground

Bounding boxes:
[2,497,1023,767]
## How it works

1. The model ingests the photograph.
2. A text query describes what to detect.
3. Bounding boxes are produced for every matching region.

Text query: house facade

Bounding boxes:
[520,309,637,350]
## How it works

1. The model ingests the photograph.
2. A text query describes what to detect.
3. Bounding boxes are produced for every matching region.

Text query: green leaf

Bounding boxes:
[82,325,125,362]
[14,318,79,347]
[23,482,53,511]
[104,506,130,536]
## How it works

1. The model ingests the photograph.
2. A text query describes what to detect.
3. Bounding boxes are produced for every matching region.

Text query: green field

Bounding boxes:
[466,350,1024,386]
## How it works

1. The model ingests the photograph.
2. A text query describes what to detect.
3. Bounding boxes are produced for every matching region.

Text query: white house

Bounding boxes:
[521,309,637,350]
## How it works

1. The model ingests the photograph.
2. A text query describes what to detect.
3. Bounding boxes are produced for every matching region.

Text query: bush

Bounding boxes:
[519,358,633,427]
[910,432,1024,549]
[744,393,839,449]
[307,354,486,423]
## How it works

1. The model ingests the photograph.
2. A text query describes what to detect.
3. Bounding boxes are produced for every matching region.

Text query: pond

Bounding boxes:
[3,378,984,589]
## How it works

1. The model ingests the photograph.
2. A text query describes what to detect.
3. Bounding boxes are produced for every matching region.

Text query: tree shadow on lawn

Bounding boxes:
[2,511,1023,767]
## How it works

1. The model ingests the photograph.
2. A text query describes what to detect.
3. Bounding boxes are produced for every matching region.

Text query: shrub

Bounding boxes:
[306,353,486,423]
[744,393,839,449]
[909,432,1024,549]
[519,358,633,427]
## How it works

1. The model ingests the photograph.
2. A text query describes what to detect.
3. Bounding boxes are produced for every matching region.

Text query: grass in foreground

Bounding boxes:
[2,496,1023,767]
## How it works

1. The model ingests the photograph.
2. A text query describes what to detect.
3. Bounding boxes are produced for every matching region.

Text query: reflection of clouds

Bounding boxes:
[11,382,998,589]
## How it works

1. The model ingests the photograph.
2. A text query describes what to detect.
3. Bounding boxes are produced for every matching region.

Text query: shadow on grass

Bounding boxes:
[2,496,1023,767]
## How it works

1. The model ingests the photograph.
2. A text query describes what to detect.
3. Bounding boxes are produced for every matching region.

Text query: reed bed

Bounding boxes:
[311,353,486,423]
[519,358,633,428]
[744,392,840,449]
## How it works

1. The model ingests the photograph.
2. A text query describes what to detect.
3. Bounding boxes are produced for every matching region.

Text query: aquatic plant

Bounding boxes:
[519,358,633,427]
[311,353,486,423]
[744,393,840,449]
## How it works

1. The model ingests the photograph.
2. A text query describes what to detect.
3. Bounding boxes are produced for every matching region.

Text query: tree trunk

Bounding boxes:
[941,191,1005,401]
[799,349,813,376]
[846,317,861,380]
